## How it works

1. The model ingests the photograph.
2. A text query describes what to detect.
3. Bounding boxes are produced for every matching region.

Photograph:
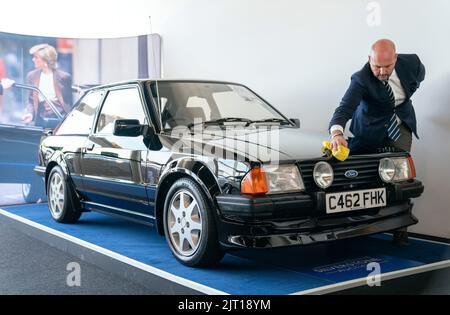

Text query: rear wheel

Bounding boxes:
[163,177,224,267]
[47,166,81,223]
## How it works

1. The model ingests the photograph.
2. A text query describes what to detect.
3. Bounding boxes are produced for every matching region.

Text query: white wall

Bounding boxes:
[148,0,450,238]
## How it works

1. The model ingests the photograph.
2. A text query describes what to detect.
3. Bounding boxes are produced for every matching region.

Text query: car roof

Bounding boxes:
[86,79,244,92]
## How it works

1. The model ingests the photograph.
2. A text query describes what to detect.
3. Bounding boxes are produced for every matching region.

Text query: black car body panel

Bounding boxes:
[35,79,424,255]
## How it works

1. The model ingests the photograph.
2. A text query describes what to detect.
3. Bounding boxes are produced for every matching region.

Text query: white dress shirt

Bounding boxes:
[330,69,406,135]
[38,71,57,102]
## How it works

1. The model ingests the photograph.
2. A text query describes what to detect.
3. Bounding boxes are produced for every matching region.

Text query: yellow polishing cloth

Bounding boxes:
[322,140,350,161]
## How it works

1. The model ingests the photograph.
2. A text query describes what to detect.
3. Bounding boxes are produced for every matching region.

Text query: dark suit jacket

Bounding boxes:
[26,68,72,117]
[329,54,425,153]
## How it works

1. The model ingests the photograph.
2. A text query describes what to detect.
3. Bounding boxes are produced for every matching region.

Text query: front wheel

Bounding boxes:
[47,166,81,223]
[163,177,224,267]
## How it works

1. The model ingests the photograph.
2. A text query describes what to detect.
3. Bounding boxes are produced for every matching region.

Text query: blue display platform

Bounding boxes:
[1,203,449,295]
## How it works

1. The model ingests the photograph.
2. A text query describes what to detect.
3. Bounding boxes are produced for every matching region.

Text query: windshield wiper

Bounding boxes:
[187,117,253,129]
[249,118,290,125]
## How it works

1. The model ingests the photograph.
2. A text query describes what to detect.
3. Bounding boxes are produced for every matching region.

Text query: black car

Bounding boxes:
[0,84,67,204]
[34,80,424,267]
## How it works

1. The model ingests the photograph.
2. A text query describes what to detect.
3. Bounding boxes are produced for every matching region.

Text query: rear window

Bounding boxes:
[56,90,104,135]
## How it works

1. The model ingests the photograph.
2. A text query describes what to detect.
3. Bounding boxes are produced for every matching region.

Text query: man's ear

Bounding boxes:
[368,55,372,64]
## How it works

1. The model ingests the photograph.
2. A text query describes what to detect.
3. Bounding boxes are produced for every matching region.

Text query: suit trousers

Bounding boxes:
[384,122,413,152]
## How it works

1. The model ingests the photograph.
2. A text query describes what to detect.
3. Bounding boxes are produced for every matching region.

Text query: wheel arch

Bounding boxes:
[154,160,221,235]
[44,151,70,193]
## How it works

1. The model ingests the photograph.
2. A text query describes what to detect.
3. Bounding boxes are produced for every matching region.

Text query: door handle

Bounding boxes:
[86,143,95,151]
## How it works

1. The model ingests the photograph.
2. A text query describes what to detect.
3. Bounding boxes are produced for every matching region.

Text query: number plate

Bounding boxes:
[325,188,386,214]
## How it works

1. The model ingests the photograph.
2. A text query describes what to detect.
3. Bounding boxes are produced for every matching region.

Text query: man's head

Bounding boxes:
[29,44,58,70]
[368,39,397,82]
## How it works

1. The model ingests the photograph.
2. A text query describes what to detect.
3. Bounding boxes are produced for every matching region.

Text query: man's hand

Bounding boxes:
[330,132,348,151]
[1,78,15,90]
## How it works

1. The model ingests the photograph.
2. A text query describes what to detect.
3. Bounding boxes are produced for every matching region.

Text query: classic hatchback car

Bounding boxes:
[34,79,424,267]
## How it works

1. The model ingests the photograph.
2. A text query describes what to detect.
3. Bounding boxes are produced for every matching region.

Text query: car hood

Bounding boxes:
[160,127,328,163]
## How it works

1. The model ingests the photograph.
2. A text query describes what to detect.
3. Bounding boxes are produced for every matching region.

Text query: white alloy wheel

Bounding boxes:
[48,171,65,220]
[167,190,203,257]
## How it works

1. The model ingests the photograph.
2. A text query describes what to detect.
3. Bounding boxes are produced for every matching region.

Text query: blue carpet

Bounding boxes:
[2,203,449,294]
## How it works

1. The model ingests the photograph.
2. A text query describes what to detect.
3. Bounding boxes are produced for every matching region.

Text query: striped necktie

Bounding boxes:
[383,80,401,141]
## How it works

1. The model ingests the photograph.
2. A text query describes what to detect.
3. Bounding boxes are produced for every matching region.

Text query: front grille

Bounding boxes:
[298,157,383,192]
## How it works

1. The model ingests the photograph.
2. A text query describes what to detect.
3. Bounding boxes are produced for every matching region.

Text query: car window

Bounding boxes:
[186,97,211,121]
[96,87,146,135]
[56,90,104,135]
[151,82,287,131]
[213,91,276,119]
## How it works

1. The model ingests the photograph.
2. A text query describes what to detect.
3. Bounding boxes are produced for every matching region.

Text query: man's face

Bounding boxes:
[369,53,397,81]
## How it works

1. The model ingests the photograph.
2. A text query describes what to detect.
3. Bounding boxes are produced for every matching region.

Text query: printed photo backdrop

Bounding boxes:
[0,32,161,205]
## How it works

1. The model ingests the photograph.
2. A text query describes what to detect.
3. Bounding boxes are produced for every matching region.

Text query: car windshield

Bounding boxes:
[149,81,290,131]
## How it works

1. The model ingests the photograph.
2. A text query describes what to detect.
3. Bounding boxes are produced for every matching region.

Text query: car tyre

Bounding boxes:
[163,177,224,267]
[47,166,81,223]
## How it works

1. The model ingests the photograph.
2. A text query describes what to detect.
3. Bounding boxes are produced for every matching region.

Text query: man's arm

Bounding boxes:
[0,78,15,95]
[414,54,425,83]
[328,75,365,149]
[1,79,15,119]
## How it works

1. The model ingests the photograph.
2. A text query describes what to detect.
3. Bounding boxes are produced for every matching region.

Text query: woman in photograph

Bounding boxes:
[22,44,72,126]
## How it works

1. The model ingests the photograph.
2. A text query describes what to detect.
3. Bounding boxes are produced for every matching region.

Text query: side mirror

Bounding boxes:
[113,119,143,137]
[290,118,300,128]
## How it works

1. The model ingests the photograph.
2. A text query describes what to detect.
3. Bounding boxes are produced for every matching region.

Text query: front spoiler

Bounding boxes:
[222,202,418,249]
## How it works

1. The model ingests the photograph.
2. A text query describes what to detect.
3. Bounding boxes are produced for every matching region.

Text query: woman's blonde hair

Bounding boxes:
[29,44,58,69]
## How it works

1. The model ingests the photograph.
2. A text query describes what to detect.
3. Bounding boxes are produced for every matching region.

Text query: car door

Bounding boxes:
[54,89,106,192]
[0,84,66,204]
[79,85,153,222]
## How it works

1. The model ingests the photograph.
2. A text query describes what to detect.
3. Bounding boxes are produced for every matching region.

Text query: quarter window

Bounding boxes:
[56,90,104,135]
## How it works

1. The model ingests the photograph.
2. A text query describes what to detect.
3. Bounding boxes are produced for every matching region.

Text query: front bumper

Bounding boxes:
[215,180,423,249]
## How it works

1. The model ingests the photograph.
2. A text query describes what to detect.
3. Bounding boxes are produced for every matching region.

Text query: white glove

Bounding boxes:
[1,78,15,90]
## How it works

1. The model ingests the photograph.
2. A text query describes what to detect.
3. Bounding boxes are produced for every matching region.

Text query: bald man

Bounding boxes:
[329,39,425,154]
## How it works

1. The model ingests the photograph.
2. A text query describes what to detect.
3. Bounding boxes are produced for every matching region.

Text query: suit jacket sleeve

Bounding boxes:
[329,74,365,130]
[414,54,426,83]
[0,84,3,95]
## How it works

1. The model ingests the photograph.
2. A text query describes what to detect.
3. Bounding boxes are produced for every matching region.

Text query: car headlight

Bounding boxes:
[379,157,416,183]
[241,164,304,195]
[313,161,334,189]
[264,164,304,194]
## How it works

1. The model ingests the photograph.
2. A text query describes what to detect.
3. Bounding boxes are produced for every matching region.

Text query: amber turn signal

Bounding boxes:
[407,156,416,178]
[241,167,269,195]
